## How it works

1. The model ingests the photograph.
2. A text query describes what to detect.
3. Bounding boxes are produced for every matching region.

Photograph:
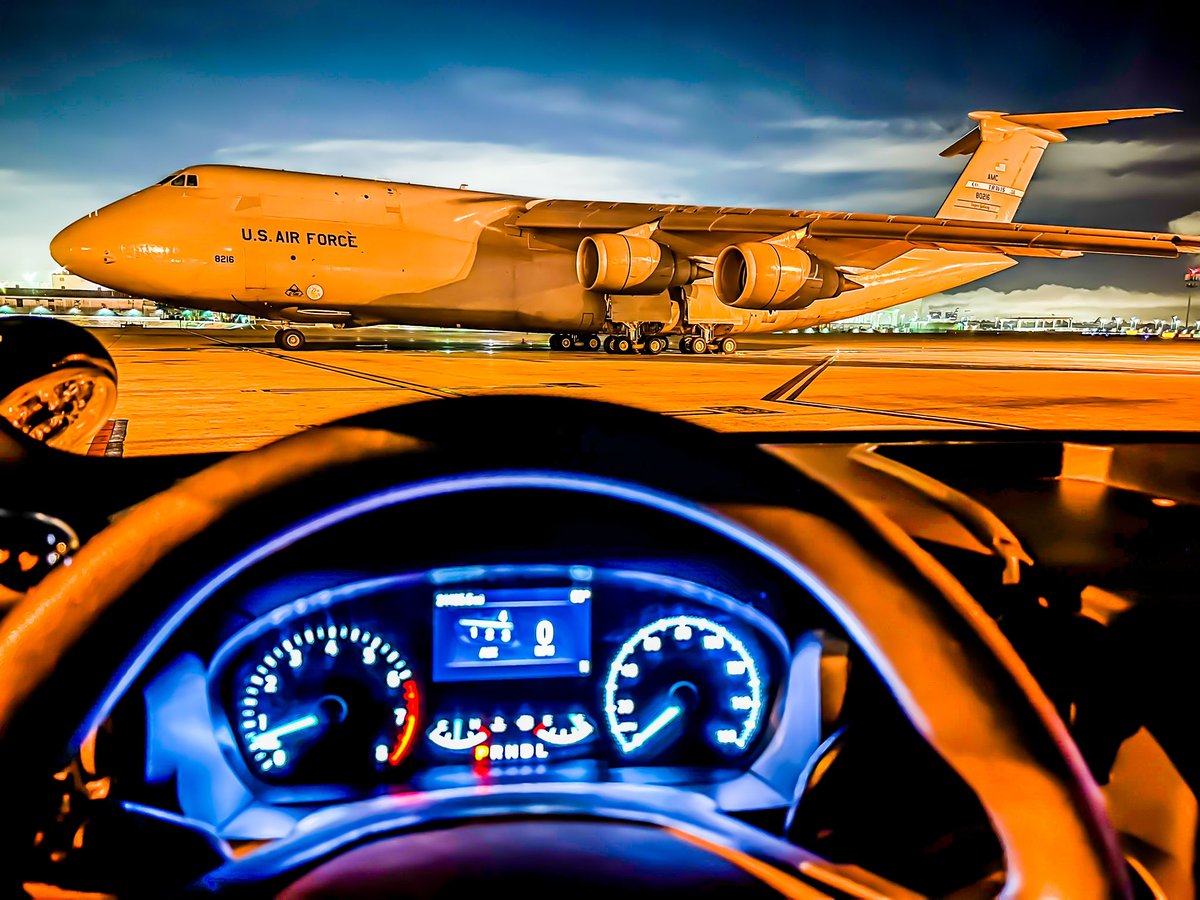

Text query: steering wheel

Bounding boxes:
[0,398,1129,897]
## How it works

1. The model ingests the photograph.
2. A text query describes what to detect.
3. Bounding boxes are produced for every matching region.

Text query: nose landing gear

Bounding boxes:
[275,328,307,351]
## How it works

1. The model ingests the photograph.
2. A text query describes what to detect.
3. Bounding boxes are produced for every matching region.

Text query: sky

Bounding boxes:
[2,1,1197,320]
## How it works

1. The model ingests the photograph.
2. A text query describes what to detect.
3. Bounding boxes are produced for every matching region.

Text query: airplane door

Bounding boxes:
[244,240,272,290]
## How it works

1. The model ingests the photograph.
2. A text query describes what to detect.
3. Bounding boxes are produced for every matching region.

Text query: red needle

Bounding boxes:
[389,681,420,765]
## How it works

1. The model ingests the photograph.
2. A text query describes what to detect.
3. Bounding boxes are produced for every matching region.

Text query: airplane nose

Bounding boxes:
[50,215,103,280]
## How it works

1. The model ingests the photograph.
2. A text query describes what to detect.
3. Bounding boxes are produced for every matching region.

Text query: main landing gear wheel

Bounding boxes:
[276,328,306,351]
[718,337,737,354]
[610,336,633,354]
[685,336,708,355]
[603,336,615,353]
[550,333,574,351]
[584,335,602,351]
[641,337,667,355]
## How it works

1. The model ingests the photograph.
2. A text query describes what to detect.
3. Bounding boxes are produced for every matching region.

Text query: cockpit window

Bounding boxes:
[170,175,186,186]
[185,174,198,187]
[157,174,177,185]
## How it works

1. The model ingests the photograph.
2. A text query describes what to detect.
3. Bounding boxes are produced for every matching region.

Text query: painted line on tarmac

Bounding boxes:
[761,363,1026,428]
[775,398,1029,429]
[751,351,1200,377]
[762,355,836,401]
[196,333,460,399]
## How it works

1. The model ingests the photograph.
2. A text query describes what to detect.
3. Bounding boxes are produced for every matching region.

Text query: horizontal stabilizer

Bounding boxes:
[940,107,1180,157]
[936,107,1181,223]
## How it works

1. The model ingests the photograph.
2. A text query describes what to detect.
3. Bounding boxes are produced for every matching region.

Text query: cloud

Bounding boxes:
[917,283,1194,322]
[1170,211,1200,234]
[449,69,691,134]
[214,138,705,202]
[0,169,125,286]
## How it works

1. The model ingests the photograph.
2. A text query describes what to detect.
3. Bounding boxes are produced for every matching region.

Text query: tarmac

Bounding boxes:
[84,325,1200,456]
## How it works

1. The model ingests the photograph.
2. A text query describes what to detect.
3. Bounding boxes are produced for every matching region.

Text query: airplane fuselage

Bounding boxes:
[50,165,1016,336]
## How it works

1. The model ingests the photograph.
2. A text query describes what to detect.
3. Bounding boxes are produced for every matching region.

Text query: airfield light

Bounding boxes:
[1186,268,1200,329]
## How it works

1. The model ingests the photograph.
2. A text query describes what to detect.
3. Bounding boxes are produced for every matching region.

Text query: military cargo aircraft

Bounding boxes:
[51,107,1199,353]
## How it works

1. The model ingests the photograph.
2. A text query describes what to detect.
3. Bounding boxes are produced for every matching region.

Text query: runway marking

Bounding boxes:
[762,354,836,402]
[195,333,460,399]
[664,406,784,418]
[751,351,1200,377]
[241,387,406,393]
[773,398,1029,430]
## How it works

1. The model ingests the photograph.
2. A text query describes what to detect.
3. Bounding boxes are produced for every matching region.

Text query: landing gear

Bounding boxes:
[551,333,604,351]
[641,336,667,355]
[275,328,306,351]
[678,330,734,355]
[609,335,634,354]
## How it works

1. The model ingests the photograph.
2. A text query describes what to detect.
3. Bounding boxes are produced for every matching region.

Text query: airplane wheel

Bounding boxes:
[690,337,709,355]
[642,337,666,355]
[603,336,617,353]
[679,337,693,354]
[719,337,737,354]
[277,328,306,351]
[550,333,574,351]
[614,336,634,354]
[584,335,602,351]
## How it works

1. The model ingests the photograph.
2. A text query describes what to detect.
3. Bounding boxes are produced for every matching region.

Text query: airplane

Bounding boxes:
[50,107,1200,354]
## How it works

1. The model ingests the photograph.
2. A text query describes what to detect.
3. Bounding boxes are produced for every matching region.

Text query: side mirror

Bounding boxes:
[0,317,118,453]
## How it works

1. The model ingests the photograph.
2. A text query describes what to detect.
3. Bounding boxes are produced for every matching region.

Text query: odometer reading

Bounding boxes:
[604,614,763,761]
[236,622,420,782]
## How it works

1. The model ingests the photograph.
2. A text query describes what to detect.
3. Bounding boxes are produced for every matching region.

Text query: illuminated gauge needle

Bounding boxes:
[534,713,595,746]
[248,713,320,752]
[627,704,682,752]
[428,719,490,751]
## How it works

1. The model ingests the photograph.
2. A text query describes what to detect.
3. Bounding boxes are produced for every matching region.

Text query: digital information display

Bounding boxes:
[432,587,591,682]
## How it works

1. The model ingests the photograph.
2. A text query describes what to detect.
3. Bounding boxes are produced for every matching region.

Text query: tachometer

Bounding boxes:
[604,615,763,761]
[234,622,420,783]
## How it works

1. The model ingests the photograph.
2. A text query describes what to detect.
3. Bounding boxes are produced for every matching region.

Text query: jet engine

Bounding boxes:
[713,243,844,310]
[576,234,697,294]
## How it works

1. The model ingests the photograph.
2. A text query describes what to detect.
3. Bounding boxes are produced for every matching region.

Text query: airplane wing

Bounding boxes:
[513,201,1200,271]
[513,107,1197,274]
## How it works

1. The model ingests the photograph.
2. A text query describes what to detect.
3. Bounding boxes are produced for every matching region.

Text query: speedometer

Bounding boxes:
[604,614,763,761]
[234,622,420,783]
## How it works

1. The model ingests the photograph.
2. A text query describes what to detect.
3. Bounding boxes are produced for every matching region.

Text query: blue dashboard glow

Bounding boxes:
[73,470,867,755]
[432,586,592,682]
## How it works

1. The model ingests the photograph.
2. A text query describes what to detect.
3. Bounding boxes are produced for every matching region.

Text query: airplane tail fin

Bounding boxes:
[936,108,1179,223]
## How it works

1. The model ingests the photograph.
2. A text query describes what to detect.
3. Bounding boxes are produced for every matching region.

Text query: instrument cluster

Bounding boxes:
[206,564,788,796]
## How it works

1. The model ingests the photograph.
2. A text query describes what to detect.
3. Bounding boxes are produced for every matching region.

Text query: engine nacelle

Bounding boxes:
[713,243,844,310]
[576,234,696,295]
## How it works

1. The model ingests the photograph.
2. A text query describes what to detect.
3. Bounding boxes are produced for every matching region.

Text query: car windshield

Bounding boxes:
[3,9,1195,457]
[42,324,1199,456]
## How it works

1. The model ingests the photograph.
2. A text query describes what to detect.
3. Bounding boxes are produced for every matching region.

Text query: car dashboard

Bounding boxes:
[3,405,1199,897]
[71,468,838,852]
[146,559,796,839]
